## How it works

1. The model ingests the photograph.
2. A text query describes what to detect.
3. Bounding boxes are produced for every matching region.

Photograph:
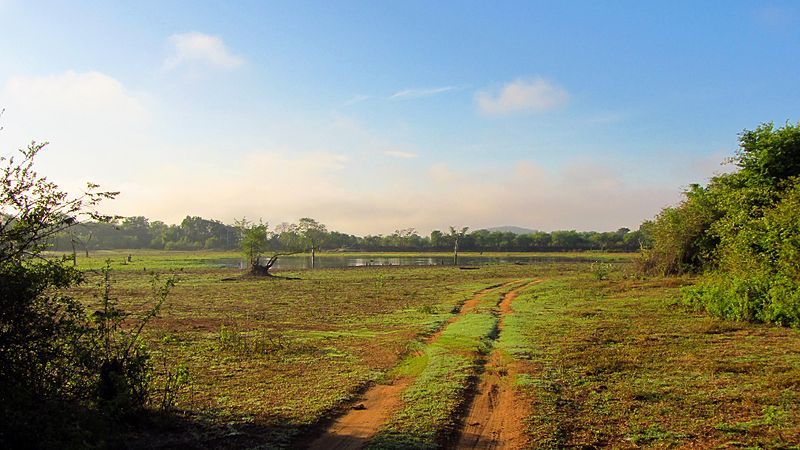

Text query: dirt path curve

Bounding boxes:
[453,279,540,450]
[306,281,518,450]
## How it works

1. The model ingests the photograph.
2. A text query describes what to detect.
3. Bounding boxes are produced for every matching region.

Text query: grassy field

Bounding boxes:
[66,251,799,448]
[503,274,800,448]
[51,248,635,271]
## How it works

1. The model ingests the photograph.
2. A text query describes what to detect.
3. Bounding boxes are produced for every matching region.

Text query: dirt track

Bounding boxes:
[453,281,539,449]
[307,281,533,450]
[307,379,411,450]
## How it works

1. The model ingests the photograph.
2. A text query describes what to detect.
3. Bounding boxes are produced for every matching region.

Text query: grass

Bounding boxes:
[49,248,635,271]
[370,283,528,449]
[502,273,800,448]
[69,253,543,448]
[63,250,800,448]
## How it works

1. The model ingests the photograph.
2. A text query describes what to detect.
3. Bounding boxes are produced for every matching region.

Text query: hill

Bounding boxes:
[484,226,537,234]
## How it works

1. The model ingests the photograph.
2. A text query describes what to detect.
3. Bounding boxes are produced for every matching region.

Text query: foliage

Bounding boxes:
[50,215,646,254]
[1,142,117,261]
[635,183,720,275]
[236,218,270,270]
[294,217,327,251]
[236,219,303,275]
[92,263,177,415]
[0,142,174,447]
[642,121,800,326]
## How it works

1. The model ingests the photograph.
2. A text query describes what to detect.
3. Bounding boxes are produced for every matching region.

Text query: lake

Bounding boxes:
[208,254,613,270]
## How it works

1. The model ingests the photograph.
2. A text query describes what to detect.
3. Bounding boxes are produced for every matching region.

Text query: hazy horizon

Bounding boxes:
[1,1,797,235]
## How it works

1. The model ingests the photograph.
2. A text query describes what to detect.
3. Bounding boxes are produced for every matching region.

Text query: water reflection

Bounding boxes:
[208,255,608,270]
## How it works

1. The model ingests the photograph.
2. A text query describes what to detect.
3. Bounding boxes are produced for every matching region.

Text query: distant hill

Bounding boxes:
[484,226,537,235]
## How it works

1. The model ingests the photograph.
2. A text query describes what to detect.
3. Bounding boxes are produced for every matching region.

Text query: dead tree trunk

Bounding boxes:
[249,250,302,276]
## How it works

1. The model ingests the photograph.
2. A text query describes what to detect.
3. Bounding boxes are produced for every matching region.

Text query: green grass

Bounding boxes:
[69,258,544,448]
[501,273,800,448]
[62,253,800,448]
[369,282,527,449]
[48,248,635,271]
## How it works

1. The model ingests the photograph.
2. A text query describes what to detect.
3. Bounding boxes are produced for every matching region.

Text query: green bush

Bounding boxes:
[644,122,800,327]
[684,272,800,328]
[0,143,177,447]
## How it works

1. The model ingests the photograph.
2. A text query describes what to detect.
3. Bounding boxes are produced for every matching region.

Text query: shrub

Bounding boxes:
[0,142,177,446]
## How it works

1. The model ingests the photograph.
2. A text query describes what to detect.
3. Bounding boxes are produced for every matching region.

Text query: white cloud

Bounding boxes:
[476,78,569,115]
[390,86,456,100]
[2,71,148,121]
[163,32,243,71]
[0,71,152,184]
[383,150,418,159]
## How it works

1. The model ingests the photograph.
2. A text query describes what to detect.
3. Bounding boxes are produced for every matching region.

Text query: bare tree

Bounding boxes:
[295,218,327,269]
[448,226,469,265]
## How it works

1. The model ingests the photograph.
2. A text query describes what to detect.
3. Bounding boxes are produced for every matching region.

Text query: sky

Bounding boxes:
[1,1,798,235]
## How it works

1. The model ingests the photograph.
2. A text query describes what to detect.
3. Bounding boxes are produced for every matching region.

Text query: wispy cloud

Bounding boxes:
[476,78,568,115]
[390,86,457,100]
[163,32,243,71]
[383,150,418,159]
[342,94,370,106]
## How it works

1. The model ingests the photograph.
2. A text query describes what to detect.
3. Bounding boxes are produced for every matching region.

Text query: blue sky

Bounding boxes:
[1,1,798,234]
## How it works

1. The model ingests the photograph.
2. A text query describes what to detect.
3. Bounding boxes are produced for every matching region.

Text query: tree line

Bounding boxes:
[50,217,645,254]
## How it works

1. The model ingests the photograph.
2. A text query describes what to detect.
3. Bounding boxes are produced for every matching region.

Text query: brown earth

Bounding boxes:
[307,378,412,450]
[306,281,520,450]
[453,280,540,450]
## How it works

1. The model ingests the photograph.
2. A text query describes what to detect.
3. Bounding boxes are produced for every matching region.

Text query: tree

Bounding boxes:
[430,230,444,249]
[237,218,270,271]
[237,218,301,275]
[447,226,469,265]
[295,217,327,268]
[1,141,170,445]
[641,121,800,326]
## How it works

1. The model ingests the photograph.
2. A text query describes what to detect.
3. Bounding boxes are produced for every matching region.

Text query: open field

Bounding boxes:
[51,249,636,271]
[67,252,800,448]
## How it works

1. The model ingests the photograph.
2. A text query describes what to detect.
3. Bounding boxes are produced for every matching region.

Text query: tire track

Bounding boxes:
[453,279,541,450]
[306,281,519,450]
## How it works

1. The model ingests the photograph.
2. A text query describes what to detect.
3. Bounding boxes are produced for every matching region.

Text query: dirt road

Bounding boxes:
[307,282,517,450]
[453,280,539,450]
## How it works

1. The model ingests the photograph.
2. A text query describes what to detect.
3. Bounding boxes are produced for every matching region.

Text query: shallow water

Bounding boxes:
[207,254,605,270]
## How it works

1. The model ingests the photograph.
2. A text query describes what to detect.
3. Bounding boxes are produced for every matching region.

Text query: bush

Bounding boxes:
[92,263,176,416]
[643,122,800,328]
[683,271,800,328]
[0,142,177,446]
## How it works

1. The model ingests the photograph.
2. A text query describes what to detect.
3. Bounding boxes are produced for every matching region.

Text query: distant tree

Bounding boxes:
[430,230,444,249]
[529,231,551,250]
[237,218,301,275]
[447,226,469,265]
[513,233,534,251]
[295,217,327,268]
[67,224,96,263]
[121,216,151,248]
[236,218,269,272]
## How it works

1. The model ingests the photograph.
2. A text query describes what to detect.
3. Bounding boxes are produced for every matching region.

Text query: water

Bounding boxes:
[207,254,608,270]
